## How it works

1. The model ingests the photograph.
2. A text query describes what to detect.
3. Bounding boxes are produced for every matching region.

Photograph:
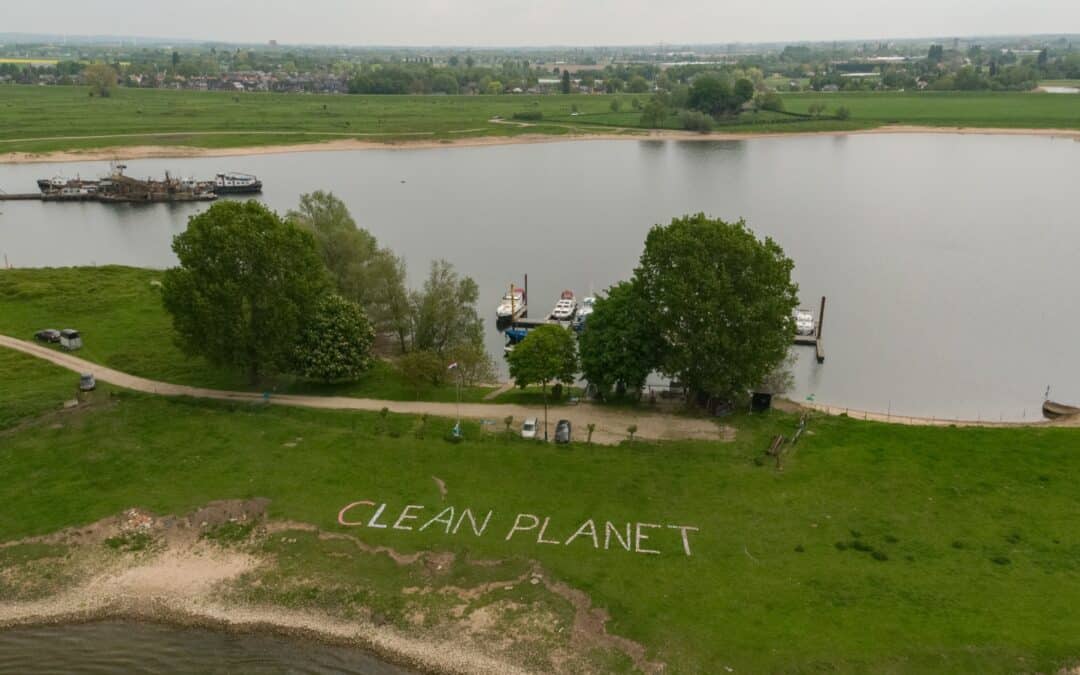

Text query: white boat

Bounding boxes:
[795,309,816,336]
[550,290,578,322]
[496,286,526,320]
[573,296,596,329]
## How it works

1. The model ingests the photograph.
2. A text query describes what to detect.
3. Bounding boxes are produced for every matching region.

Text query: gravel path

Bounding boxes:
[0,334,728,445]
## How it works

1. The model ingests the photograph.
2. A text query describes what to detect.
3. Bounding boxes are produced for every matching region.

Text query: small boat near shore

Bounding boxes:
[209,172,263,194]
[1042,400,1080,419]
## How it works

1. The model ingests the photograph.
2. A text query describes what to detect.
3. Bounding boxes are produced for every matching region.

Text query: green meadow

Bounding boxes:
[2,342,1080,672]
[1,85,1077,154]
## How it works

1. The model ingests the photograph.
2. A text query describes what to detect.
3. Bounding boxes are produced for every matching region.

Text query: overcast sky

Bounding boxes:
[6,0,1077,46]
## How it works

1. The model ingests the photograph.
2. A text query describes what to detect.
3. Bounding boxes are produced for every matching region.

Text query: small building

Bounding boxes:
[59,329,82,351]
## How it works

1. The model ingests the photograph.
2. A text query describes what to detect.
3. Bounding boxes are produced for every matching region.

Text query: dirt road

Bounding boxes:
[0,335,727,445]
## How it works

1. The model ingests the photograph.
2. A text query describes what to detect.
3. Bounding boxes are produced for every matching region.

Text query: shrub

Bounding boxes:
[512,111,544,121]
[679,110,714,133]
[991,556,1011,566]
[872,550,889,561]
[834,542,848,551]
[836,105,851,120]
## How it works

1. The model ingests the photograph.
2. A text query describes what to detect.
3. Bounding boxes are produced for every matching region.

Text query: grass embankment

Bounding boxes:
[2,347,1080,672]
[1,86,1077,154]
[0,266,495,404]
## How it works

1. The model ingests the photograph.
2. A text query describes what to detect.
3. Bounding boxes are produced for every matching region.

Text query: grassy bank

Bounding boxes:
[1,86,1077,155]
[0,266,495,402]
[2,349,1080,672]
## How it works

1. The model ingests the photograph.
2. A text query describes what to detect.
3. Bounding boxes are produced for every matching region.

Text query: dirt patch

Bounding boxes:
[1,502,665,674]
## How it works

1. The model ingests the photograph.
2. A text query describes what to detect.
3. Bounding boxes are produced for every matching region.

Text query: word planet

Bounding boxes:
[338,500,699,556]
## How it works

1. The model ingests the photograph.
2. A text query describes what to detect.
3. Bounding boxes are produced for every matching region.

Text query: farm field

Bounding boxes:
[0,86,1077,155]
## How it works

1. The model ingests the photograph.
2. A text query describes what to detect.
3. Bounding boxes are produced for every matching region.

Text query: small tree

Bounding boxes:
[504,415,514,436]
[398,350,444,398]
[294,295,375,382]
[83,63,118,97]
[561,69,571,94]
[579,281,663,400]
[627,424,638,442]
[586,423,596,445]
[609,98,622,113]
[507,325,578,441]
[835,105,851,120]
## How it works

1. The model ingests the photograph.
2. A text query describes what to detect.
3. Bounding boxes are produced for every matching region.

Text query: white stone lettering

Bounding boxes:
[667,525,699,556]
[635,522,661,554]
[536,517,561,545]
[564,519,599,549]
[337,500,375,527]
[604,521,631,551]
[367,503,389,528]
[393,504,424,531]
[505,513,540,540]
[419,507,455,533]
[453,509,493,536]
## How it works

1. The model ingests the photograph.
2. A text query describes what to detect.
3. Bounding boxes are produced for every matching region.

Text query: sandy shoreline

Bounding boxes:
[0,501,660,674]
[2,125,1078,164]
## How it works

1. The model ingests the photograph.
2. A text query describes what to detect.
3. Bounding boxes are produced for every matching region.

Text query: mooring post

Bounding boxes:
[815,295,826,363]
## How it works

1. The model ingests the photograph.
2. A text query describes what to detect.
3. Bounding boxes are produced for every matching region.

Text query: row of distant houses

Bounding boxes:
[125,71,347,94]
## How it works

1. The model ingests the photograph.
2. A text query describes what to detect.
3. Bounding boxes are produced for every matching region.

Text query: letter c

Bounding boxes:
[338,500,376,526]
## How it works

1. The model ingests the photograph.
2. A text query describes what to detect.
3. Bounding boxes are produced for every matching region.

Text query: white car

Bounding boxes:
[521,418,539,439]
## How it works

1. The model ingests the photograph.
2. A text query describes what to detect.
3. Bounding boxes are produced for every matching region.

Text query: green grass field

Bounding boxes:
[0,266,495,404]
[0,85,1077,154]
[3,346,1080,672]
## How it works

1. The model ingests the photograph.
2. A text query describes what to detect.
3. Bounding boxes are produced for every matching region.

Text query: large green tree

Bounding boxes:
[162,201,329,383]
[293,294,375,382]
[507,324,578,440]
[578,281,664,399]
[287,191,410,344]
[635,213,798,400]
[688,74,733,116]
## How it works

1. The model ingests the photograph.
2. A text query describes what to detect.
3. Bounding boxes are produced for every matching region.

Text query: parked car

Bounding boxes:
[554,419,572,444]
[59,328,83,351]
[521,417,539,439]
[79,373,96,391]
[34,329,61,343]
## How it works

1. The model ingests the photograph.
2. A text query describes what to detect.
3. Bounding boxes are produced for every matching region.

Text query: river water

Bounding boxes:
[1,133,1078,419]
[0,621,414,674]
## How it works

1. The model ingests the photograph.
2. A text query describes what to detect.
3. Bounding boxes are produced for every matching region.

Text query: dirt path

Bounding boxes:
[0,334,726,444]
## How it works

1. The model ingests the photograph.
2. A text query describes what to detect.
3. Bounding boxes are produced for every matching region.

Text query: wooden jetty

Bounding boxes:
[794,296,826,363]
[0,193,44,201]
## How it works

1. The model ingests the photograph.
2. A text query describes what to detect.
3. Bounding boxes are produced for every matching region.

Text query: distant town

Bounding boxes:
[1,33,1077,95]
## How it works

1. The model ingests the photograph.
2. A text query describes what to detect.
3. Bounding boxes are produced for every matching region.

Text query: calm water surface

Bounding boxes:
[0,621,413,674]
[1,134,1077,419]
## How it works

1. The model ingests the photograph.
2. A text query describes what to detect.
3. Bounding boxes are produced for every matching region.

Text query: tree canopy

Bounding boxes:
[507,324,578,392]
[287,191,410,342]
[579,281,664,399]
[635,214,798,400]
[410,259,484,357]
[162,201,329,383]
[293,294,375,382]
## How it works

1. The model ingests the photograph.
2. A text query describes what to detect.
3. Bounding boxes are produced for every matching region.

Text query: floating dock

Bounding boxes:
[794,296,826,363]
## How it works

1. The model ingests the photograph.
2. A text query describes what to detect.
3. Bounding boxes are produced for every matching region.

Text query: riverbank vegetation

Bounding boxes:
[3,350,1080,672]
[1,86,1077,155]
[0,266,494,402]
